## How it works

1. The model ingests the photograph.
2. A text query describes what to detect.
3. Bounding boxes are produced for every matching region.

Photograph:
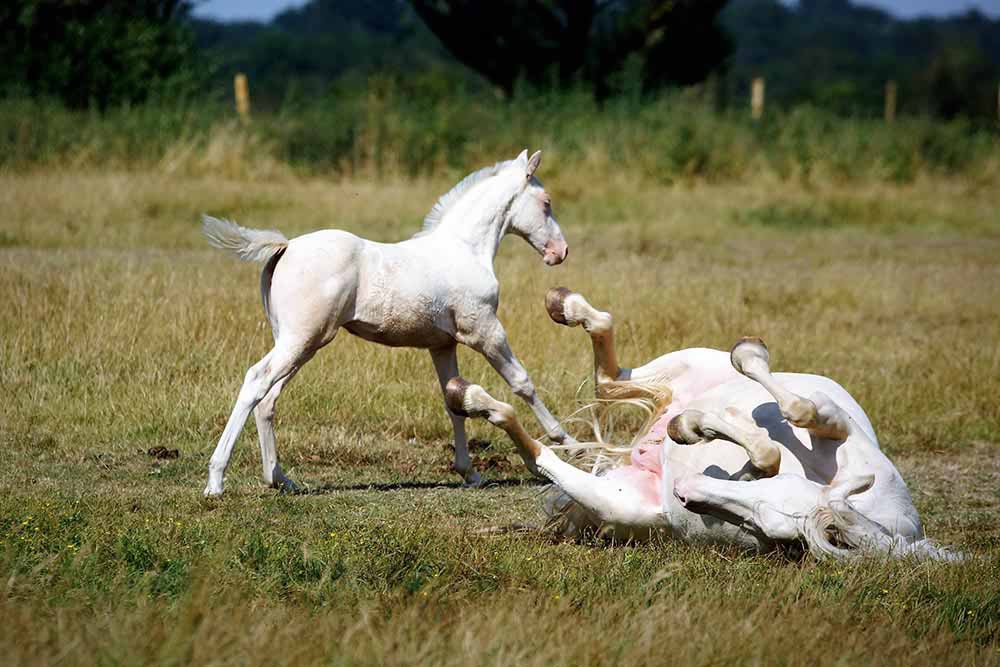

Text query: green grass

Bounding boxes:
[1,163,999,664]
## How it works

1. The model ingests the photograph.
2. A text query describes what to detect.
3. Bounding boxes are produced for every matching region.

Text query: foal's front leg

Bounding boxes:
[461,318,579,452]
[429,345,482,487]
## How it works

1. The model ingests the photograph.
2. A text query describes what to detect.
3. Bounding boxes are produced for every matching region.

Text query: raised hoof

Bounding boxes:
[783,398,820,430]
[667,411,704,445]
[730,336,769,375]
[545,287,575,326]
[445,377,474,417]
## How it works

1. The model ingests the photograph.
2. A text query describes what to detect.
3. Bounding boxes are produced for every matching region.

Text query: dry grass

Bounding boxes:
[1,164,999,665]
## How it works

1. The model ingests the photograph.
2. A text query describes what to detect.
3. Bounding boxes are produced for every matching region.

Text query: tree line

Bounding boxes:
[1,0,998,119]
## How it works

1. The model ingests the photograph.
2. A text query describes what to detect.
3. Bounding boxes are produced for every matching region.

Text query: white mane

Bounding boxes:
[418,159,515,236]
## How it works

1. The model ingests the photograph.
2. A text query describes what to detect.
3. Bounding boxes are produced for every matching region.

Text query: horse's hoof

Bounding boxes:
[203,484,224,497]
[545,287,575,326]
[667,412,703,445]
[730,336,769,375]
[273,476,299,494]
[462,469,483,488]
[445,377,473,417]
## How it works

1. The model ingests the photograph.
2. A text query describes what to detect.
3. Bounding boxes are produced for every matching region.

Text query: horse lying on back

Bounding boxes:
[447,288,961,560]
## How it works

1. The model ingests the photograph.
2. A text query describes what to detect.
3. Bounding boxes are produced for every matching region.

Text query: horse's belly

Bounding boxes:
[343,319,453,348]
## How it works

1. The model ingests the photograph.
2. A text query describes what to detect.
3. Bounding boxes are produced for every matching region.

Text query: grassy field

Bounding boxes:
[2,161,999,664]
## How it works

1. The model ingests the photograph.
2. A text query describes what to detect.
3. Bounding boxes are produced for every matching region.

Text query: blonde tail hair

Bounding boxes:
[202,215,288,263]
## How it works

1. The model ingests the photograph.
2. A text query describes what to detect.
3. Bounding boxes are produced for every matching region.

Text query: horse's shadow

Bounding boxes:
[751,403,842,483]
[294,477,546,495]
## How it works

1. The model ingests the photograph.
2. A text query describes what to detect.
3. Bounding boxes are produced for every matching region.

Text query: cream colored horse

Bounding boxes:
[446,288,959,560]
[201,150,575,496]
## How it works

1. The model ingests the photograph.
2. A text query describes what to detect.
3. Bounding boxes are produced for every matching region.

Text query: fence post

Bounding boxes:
[234,73,250,123]
[884,80,897,123]
[751,77,765,120]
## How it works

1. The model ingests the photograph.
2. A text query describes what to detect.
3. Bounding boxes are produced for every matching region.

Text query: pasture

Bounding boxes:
[2,163,999,664]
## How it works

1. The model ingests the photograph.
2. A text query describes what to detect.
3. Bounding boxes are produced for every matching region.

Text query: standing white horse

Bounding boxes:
[446,288,959,560]
[201,150,574,496]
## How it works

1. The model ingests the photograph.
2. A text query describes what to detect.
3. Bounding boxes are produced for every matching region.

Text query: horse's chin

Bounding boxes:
[543,253,565,266]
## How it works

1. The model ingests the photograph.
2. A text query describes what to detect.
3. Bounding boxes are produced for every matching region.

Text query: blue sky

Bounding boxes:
[192,0,1000,23]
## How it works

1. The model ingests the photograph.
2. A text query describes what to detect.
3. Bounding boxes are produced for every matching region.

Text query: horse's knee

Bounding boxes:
[587,310,613,336]
[750,444,781,478]
[488,401,518,428]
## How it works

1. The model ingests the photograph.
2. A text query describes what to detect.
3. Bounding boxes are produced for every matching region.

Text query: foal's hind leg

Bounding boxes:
[205,342,313,497]
[430,345,481,487]
[730,337,851,441]
[253,363,307,492]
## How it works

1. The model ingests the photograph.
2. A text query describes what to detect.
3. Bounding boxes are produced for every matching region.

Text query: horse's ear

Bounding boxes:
[515,149,528,167]
[526,150,542,179]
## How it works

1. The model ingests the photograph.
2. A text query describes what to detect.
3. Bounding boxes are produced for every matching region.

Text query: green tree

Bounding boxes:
[925,43,996,119]
[408,1,732,97]
[0,0,200,109]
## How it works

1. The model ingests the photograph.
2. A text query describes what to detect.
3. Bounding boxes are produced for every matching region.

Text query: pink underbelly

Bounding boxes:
[628,364,742,476]
[601,464,663,507]
[630,414,673,476]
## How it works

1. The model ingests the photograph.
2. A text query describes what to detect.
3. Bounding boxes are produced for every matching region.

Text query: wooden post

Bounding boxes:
[884,80,897,123]
[751,77,765,120]
[234,73,250,122]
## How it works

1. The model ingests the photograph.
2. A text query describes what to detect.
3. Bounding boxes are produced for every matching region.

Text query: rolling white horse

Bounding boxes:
[446,288,959,560]
[201,150,576,496]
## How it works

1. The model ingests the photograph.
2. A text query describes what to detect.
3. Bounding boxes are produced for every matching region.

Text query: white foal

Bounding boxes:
[448,288,960,560]
[201,150,576,496]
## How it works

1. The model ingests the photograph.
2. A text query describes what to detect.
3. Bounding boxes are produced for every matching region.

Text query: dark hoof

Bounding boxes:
[445,377,472,417]
[545,287,573,325]
[667,413,701,445]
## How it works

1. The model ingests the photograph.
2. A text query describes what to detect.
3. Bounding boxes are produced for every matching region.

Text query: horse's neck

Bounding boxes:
[430,177,518,262]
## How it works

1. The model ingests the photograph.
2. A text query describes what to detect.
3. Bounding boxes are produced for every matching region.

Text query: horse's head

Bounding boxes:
[506,150,568,266]
[673,472,821,543]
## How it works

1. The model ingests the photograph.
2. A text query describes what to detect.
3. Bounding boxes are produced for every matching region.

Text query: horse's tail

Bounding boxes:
[202,215,288,263]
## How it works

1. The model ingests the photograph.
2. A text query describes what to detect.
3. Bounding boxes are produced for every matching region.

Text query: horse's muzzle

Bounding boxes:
[543,240,569,266]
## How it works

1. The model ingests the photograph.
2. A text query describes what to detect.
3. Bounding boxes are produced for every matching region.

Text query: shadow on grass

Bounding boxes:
[295,477,546,494]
